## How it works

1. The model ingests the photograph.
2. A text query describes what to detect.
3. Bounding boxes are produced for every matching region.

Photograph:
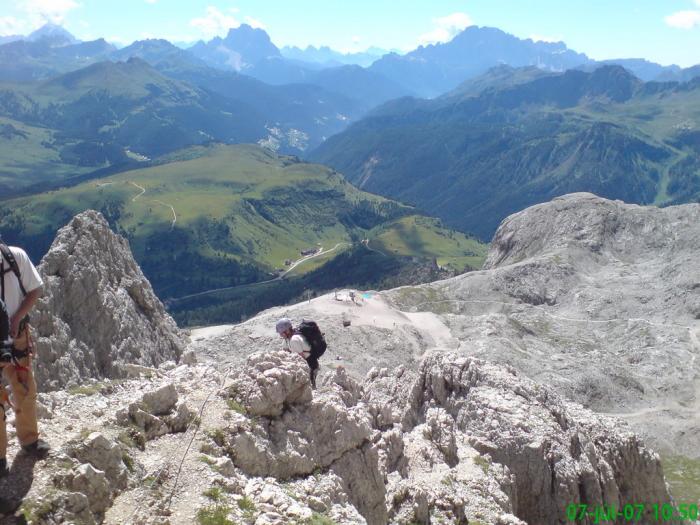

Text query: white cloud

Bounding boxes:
[20,0,80,25]
[665,9,700,29]
[190,6,240,38]
[0,16,26,35]
[244,16,265,29]
[418,12,473,46]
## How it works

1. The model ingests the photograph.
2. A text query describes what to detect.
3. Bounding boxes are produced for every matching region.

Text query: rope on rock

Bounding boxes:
[125,363,233,523]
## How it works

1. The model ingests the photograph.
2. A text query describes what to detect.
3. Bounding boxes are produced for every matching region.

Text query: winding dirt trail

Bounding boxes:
[153,199,177,230]
[128,182,177,230]
[129,181,146,201]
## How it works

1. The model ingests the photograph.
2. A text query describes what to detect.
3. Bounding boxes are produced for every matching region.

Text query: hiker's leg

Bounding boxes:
[6,359,39,447]
[306,356,319,388]
[0,403,6,460]
[0,368,10,459]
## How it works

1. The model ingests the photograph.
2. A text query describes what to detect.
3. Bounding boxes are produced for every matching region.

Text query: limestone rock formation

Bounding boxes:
[226,351,387,524]
[369,353,672,524]
[207,350,672,525]
[32,210,185,390]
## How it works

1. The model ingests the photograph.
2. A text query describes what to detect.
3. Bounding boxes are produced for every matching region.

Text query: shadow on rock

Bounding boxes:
[0,453,38,521]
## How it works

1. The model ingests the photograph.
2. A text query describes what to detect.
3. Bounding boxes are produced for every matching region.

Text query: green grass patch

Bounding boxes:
[207,428,226,447]
[122,451,135,473]
[67,383,103,396]
[196,504,234,525]
[369,215,487,271]
[199,455,217,467]
[662,455,700,504]
[226,399,247,415]
[473,455,491,474]
[203,486,225,502]
[237,496,255,513]
[237,496,256,520]
[18,495,56,523]
[305,513,337,525]
[441,473,455,487]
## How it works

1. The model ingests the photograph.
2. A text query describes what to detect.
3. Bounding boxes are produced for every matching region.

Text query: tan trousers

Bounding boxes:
[0,356,39,458]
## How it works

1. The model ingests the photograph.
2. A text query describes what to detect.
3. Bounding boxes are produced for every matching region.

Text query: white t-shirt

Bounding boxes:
[1,246,43,318]
[285,334,311,357]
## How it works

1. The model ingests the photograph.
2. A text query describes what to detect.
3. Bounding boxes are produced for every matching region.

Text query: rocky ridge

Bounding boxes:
[0,348,675,525]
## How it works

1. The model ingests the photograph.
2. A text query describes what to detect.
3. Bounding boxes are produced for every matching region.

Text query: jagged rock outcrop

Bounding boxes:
[69,463,113,516]
[66,432,129,490]
[212,350,672,525]
[366,354,672,524]
[32,210,185,390]
[225,352,387,524]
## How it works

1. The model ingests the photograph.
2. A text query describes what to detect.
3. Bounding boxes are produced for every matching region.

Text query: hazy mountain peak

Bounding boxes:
[27,22,80,47]
[189,23,280,71]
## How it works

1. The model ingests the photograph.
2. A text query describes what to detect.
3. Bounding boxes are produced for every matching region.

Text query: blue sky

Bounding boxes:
[1,0,700,66]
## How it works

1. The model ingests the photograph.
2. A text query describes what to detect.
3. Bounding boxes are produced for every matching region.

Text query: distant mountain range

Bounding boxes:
[280,45,390,68]
[4,22,699,91]
[311,65,700,239]
[0,54,368,193]
[1,22,700,205]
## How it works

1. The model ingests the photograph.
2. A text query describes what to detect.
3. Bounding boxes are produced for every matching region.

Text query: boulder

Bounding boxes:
[142,383,178,416]
[70,463,112,515]
[66,432,128,489]
[229,351,312,417]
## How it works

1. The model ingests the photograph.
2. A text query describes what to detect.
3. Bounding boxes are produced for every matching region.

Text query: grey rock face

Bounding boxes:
[32,210,184,391]
[66,432,129,490]
[70,463,113,516]
[142,383,178,416]
[217,350,671,525]
[367,353,671,525]
[229,351,313,417]
[225,351,387,525]
[116,382,195,440]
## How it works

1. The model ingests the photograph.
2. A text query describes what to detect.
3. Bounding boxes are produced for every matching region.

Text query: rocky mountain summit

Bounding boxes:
[33,210,184,390]
[0,195,695,524]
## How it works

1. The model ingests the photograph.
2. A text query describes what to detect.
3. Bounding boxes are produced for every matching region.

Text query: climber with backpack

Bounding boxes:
[0,239,50,476]
[276,318,327,389]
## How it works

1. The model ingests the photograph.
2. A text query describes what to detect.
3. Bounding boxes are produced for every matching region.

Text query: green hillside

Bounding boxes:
[0,144,486,322]
[311,66,700,240]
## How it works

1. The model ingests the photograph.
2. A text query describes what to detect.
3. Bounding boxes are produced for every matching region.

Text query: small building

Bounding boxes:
[300,248,317,256]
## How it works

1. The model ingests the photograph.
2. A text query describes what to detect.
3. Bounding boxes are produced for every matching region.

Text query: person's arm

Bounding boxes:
[10,287,42,337]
